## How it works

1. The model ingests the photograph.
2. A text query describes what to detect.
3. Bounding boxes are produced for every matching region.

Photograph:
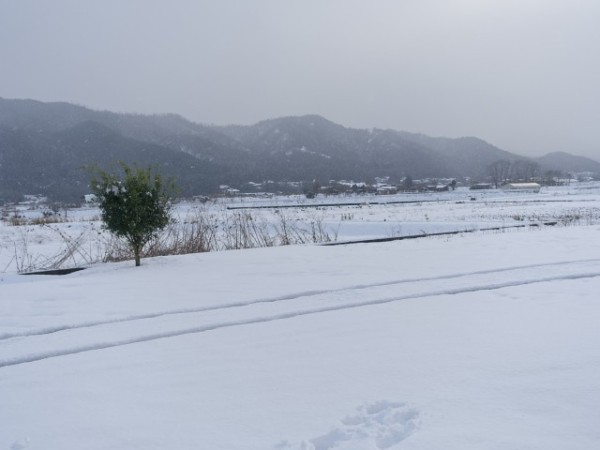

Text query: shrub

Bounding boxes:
[90,163,175,266]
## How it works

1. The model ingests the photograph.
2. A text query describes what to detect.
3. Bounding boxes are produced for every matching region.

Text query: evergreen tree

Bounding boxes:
[90,163,175,266]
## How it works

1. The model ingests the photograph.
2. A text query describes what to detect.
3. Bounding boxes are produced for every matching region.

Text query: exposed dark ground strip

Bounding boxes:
[227,198,442,209]
[21,267,86,276]
[226,198,595,210]
[322,222,558,246]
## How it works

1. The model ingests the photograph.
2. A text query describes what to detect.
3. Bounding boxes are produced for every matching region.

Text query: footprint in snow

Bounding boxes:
[276,400,419,450]
[10,438,30,450]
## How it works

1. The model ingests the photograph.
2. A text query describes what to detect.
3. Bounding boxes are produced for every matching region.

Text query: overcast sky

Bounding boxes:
[1,0,599,158]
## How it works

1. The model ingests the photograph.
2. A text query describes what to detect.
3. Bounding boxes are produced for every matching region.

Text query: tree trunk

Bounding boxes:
[134,244,141,267]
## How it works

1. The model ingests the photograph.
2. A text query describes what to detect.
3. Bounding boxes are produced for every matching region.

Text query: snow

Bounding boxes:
[1,184,600,449]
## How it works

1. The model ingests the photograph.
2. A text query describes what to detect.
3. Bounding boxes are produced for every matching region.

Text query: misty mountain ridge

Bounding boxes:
[1,97,598,202]
[534,151,600,174]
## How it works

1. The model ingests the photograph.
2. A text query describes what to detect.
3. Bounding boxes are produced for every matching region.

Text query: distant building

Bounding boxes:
[470,183,493,190]
[223,188,241,196]
[501,183,541,193]
[376,185,398,195]
[83,194,98,203]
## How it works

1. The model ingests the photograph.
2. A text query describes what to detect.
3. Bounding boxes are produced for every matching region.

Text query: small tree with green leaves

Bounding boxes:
[91,163,175,266]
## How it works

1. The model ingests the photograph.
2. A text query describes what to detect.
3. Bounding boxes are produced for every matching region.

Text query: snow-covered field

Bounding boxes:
[2,184,599,274]
[1,184,600,449]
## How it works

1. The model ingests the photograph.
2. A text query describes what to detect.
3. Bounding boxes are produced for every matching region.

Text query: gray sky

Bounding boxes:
[1,0,599,159]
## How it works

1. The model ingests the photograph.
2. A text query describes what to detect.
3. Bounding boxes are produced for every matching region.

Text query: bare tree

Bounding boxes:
[510,160,540,182]
[488,160,511,188]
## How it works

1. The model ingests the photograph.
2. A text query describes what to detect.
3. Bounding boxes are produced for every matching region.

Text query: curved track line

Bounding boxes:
[2,271,599,369]
[2,257,599,341]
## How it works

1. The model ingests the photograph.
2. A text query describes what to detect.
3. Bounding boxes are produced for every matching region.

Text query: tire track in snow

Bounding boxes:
[1,257,599,342]
[1,270,599,369]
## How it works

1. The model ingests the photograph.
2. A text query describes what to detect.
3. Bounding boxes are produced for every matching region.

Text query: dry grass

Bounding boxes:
[100,209,337,263]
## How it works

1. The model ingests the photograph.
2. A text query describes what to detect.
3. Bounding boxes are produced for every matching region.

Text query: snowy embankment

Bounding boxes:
[1,223,600,449]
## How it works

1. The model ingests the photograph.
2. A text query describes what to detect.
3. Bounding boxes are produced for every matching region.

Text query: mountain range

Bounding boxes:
[1,97,598,202]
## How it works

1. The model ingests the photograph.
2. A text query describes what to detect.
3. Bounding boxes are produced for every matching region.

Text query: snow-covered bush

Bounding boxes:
[90,163,175,266]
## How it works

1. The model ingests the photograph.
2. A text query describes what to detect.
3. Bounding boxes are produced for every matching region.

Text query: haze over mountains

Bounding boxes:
[1,97,598,202]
